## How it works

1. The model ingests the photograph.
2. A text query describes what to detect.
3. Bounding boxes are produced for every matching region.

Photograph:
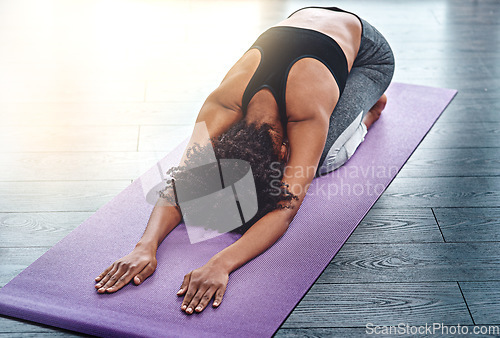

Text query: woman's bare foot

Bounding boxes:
[363,94,387,129]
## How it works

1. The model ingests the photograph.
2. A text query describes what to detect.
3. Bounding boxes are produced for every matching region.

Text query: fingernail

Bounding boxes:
[177,289,183,294]
[181,305,187,310]
[186,308,192,314]
[195,306,202,311]
[96,283,102,288]
[213,301,218,306]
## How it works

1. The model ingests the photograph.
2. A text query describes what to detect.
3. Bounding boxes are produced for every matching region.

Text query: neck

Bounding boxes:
[245,90,285,137]
[245,90,288,160]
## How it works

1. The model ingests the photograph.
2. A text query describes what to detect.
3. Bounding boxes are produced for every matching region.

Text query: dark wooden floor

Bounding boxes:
[1,0,499,337]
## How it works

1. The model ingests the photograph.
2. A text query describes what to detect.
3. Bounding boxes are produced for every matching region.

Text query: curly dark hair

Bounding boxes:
[158,119,299,235]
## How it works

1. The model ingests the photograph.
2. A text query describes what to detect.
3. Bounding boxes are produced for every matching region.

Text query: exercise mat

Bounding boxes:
[0,83,457,337]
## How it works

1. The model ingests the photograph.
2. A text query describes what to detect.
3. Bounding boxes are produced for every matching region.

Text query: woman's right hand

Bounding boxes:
[94,244,157,293]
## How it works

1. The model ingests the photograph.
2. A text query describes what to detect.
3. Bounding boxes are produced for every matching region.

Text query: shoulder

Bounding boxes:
[285,57,340,123]
[209,49,262,112]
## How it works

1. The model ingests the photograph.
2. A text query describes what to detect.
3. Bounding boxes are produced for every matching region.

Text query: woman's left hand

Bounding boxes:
[177,261,229,314]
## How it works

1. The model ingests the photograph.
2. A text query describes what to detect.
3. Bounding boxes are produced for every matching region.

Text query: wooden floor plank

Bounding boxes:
[398,148,500,177]
[317,243,500,283]
[0,80,146,104]
[0,126,139,152]
[0,101,200,126]
[138,125,193,152]
[0,316,86,337]
[459,282,500,325]
[347,208,443,243]
[434,207,500,243]
[436,96,500,123]
[0,152,172,182]
[0,212,92,247]
[0,61,230,84]
[275,326,500,337]
[275,328,370,337]
[418,122,500,149]
[145,79,220,103]
[0,181,131,212]
[0,248,51,287]
[373,177,500,208]
[279,282,471,328]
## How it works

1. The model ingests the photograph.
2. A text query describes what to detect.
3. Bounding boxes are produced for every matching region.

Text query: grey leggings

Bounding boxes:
[316,17,395,177]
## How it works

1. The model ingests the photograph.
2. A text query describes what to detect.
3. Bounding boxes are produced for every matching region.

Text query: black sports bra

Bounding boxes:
[241,6,361,130]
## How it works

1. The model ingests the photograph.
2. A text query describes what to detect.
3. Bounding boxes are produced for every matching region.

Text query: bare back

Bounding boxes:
[275,8,362,72]
[186,8,363,168]
[195,8,362,132]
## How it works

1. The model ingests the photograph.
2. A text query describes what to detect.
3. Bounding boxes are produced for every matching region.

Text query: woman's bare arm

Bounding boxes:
[136,202,183,251]
[177,112,330,314]
[94,104,237,293]
[204,58,337,274]
[94,189,182,293]
[94,77,247,293]
[209,112,330,271]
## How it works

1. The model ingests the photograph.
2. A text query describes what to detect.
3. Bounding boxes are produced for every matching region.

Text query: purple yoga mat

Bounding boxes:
[0,83,456,337]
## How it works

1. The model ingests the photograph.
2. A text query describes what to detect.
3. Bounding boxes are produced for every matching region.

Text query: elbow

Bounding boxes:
[280,207,299,229]
[273,197,302,226]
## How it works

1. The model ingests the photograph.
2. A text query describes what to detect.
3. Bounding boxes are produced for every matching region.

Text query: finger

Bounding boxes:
[106,261,148,293]
[185,285,210,315]
[105,270,136,293]
[194,286,217,313]
[98,265,127,293]
[213,285,227,307]
[133,262,156,285]
[180,276,199,312]
[95,264,113,282]
[176,272,191,296]
[95,265,118,290]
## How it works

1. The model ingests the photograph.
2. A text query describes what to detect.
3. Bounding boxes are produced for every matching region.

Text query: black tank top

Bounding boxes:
[241,6,358,133]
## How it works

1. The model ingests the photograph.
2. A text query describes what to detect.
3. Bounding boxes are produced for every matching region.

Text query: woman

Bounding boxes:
[94,6,394,315]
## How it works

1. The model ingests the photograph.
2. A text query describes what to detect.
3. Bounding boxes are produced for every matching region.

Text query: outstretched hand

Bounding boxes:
[177,261,229,314]
[94,245,157,293]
